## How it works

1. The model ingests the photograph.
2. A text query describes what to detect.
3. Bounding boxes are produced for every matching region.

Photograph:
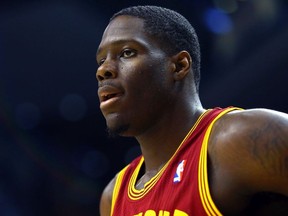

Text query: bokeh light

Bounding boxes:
[204,8,233,34]
[213,0,238,13]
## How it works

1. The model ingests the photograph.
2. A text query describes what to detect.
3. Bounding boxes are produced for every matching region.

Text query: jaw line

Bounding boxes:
[106,124,130,138]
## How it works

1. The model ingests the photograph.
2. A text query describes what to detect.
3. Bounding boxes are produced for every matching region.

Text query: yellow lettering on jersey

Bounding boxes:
[144,210,156,216]
[159,210,170,216]
[135,209,188,216]
[174,209,188,216]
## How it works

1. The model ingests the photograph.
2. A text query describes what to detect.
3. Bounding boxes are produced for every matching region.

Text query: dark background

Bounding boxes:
[0,0,287,215]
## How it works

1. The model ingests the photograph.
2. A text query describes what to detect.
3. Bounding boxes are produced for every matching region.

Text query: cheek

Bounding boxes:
[121,57,172,100]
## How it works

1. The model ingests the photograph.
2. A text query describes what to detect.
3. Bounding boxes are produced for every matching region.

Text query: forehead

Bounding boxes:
[97,16,152,53]
[105,15,145,38]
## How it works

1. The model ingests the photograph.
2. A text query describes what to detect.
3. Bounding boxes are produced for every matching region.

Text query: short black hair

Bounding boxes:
[110,5,201,92]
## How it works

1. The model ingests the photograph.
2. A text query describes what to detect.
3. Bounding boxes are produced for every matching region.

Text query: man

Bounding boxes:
[96,5,288,216]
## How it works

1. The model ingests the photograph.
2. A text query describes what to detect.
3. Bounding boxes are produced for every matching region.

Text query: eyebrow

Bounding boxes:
[97,38,149,57]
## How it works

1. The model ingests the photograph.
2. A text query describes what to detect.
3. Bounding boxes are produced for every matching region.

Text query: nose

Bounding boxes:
[96,60,117,81]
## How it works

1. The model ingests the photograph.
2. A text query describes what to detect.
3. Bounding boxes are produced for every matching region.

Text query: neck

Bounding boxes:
[135,97,205,173]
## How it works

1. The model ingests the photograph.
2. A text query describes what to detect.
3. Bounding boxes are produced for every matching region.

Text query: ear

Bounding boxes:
[171,51,192,81]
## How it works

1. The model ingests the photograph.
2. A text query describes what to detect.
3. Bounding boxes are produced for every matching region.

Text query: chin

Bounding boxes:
[107,124,130,138]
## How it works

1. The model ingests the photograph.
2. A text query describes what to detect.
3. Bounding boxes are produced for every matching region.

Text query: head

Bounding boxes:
[96,6,201,137]
[110,6,201,92]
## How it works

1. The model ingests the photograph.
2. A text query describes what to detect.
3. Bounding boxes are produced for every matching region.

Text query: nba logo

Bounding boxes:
[173,160,186,183]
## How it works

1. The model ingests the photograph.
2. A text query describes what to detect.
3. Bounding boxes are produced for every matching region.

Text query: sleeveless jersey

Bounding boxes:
[111,107,241,216]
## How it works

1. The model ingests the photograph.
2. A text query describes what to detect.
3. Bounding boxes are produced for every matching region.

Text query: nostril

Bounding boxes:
[97,74,104,81]
[104,71,113,78]
[96,71,114,81]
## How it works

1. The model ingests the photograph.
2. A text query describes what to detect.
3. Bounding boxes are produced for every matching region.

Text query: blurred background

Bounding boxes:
[0,0,287,215]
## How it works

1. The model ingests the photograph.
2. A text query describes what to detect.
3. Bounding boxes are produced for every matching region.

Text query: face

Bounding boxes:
[96,15,174,137]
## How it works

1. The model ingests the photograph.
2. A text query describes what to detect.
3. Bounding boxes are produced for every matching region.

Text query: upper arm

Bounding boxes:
[210,109,288,196]
[100,176,116,216]
[245,109,288,195]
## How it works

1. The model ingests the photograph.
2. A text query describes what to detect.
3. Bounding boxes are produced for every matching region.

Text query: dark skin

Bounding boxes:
[96,15,288,216]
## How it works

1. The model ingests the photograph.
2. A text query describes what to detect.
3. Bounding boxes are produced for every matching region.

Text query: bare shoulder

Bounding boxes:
[208,108,288,214]
[100,175,117,216]
[210,108,288,183]
[214,108,288,138]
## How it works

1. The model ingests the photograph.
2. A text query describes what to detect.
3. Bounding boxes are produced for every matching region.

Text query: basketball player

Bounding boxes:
[96,5,288,216]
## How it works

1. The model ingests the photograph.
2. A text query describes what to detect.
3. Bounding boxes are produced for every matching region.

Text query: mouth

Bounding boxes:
[98,84,124,105]
[101,93,121,102]
[99,91,123,112]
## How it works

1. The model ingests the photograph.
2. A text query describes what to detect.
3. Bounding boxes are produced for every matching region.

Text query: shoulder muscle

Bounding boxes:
[210,108,288,194]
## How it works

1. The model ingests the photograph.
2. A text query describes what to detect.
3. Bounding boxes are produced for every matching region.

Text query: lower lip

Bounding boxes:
[100,96,122,110]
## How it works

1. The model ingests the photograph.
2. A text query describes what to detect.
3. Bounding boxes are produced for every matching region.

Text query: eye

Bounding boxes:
[121,49,136,58]
[98,58,106,66]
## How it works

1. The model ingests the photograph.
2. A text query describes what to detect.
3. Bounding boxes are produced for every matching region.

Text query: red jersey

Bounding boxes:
[111,107,241,216]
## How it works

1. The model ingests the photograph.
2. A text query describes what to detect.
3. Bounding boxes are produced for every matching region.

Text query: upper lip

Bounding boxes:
[98,84,123,103]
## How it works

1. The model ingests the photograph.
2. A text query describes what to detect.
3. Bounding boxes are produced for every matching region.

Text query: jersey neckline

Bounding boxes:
[128,109,211,200]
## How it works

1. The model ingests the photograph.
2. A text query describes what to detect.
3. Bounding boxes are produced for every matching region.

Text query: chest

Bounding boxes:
[113,148,218,216]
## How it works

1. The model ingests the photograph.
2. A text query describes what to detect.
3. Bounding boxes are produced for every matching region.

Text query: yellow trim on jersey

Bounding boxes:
[111,165,129,216]
[128,109,211,201]
[198,107,242,216]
